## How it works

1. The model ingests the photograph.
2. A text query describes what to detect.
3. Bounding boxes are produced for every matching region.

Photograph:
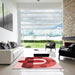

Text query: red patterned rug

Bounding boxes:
[14,57,62,69]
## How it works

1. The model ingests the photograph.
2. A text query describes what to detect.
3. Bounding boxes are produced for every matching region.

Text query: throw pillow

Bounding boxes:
[0,42,8,49]
[10,42,18,48]
[7,43,11,49]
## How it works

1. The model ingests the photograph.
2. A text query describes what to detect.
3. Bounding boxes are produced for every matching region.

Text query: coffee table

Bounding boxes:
[34,49,49,57]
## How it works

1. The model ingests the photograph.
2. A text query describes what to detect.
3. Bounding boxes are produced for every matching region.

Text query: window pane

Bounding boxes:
[19,10,63,40]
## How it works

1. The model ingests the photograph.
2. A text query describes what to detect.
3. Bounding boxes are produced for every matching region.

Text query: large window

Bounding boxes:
[19,10,63,48]
[19,10,63,40]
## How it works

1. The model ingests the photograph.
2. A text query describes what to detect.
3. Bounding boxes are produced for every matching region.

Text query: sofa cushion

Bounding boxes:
[13,48,20,60]
[68,44,75,53]
[13,47,23,60]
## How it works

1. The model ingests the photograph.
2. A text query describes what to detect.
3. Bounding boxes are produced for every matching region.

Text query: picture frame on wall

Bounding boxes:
[4,4,13,31]
[0,1,13,31]
[0,1,3,27]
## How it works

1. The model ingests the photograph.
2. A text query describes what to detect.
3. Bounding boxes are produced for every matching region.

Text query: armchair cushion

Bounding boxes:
[68,44,75,53]
[45,41,56,50]
[50,42,55,47]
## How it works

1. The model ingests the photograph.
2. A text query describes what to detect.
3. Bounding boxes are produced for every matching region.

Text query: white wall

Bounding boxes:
[0,0,18,42]
[0,27,17,42]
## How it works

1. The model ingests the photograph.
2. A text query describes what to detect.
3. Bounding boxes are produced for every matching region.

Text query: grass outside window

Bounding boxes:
[21,40,63,48]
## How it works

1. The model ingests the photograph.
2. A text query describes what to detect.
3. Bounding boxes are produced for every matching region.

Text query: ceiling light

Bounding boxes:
[37,0,40,2]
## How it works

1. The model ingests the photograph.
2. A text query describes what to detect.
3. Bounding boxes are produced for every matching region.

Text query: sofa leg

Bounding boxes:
[59,55,60,60]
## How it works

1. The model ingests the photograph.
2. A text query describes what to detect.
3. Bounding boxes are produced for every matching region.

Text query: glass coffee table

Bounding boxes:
[34,49,49,57]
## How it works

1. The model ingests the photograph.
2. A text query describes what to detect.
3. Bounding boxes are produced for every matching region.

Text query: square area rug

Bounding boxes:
[14,57,62,69]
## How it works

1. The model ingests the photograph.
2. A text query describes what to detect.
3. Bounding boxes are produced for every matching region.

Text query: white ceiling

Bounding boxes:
[2,0,62,10]
[16,0,61,3]
[17,3,62,9]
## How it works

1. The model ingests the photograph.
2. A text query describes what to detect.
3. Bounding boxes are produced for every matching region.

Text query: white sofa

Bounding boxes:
[0,46,24,64]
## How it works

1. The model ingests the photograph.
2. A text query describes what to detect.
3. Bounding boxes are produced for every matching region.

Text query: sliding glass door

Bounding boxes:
[19,10,63,48]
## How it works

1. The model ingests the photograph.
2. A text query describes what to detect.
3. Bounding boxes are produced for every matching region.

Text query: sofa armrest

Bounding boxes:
[0,50,13,64]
